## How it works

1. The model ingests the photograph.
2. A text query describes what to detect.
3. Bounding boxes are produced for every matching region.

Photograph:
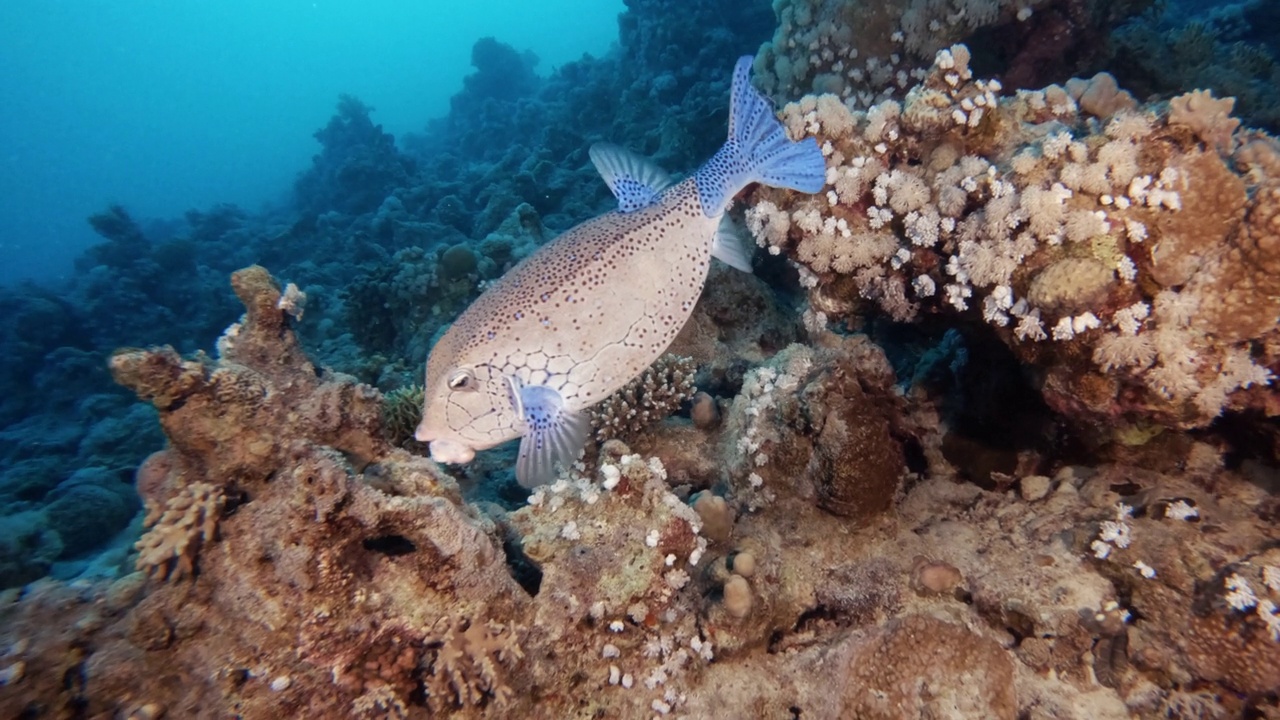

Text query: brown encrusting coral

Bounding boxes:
[0,265,1277,717]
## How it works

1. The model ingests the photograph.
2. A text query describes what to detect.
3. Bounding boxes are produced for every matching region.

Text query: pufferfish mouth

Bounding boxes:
[427,438,476,465]
[414,420,435,443]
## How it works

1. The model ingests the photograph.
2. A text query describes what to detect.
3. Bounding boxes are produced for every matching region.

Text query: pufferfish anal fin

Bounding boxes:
[589,143,675,213]
[712,215,755,272]
[505,376,591,488]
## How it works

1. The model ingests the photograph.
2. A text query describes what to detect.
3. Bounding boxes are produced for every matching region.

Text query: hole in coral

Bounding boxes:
[1002,607,1036,647]
[501,534,543,597]
[222,486,251,516]
[899,433,929,476]
[362,534,416,556]
[765,629,786,654]
[1244,701,1272,719]
[1109,481,1142,497]
[1217,409,1280,469]
[792,604,840,634]
[883,320,1061,456]
[61,655,88,714]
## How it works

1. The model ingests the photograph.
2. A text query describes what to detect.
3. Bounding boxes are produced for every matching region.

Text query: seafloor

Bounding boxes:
[2,0,1279,718]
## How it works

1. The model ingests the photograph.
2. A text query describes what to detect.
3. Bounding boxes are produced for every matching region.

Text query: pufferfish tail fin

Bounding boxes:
[695,56,826,217]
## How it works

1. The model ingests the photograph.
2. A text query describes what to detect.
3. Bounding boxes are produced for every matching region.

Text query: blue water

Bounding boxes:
[0,0,623,286]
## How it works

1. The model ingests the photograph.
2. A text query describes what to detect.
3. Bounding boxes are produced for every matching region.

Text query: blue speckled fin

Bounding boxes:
[712,215,754,272]
[505,376,590,488]
[694,56,826,216]
[589,143,674,213]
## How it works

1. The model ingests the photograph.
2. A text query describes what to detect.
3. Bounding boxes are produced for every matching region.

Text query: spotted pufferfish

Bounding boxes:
[415,56,825,487]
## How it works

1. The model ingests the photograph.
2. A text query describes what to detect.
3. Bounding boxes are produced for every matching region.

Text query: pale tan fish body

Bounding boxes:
[420,177,716,448]
[416,56,826,486]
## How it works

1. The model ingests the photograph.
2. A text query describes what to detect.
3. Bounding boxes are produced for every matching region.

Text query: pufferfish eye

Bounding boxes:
[447,369,477,391]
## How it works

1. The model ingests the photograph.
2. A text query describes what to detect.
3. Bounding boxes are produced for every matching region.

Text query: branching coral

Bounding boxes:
[591,354,696,443]
[134,482,224,582]
[381,384,425,447]
[422,616,524,712]
[1110,7,1280,135]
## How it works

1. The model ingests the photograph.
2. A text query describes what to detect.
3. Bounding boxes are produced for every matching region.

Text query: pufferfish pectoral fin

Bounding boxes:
[505,377,591,489]
[589,143,674,213]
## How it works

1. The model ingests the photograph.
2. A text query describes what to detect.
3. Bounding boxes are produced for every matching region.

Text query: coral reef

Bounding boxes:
[745,30,1279,440]
[294,95,417,217]
[754,0,1158,102]
[2,267,1275,717]
[0,0,782,577]
[717,338,912,521]
[1110,0,1280,134]
[1,0,1279,717]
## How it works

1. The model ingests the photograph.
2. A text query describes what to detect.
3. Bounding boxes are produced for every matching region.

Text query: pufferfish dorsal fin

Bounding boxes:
[505,376,591,488]
[589,143,674,213]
